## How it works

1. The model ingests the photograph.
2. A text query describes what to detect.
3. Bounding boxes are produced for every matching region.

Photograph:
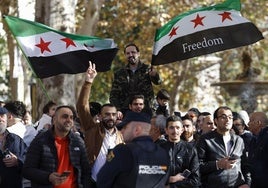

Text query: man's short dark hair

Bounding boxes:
[166,115,182,128]
[124,43,140,53]
[4,101,26,119]
[129,94,144,105]
[100,103,117,113]
[181,114,193,123]
[213,106,232,119]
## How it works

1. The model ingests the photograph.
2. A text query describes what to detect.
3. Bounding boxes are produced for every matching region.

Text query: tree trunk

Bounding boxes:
[0,0,19,101]
[75,0,105,101]
[34,0,77,119]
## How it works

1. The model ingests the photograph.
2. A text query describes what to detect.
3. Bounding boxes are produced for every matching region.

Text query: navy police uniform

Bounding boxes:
[97,135,170,188]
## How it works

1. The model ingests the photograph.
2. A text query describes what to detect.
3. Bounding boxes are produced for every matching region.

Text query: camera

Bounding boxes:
[3,149,11,159]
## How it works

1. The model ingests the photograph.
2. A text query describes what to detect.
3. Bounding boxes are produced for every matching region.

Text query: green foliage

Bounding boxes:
[86,0,268,111]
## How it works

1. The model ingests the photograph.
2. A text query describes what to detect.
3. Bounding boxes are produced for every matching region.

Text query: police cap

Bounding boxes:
[0,107,8,115]
[117,111,151,130]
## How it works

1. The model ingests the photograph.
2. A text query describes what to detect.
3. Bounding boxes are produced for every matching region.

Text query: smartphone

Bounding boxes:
[228,154,239,161]
[182,169,191,178]
[3,149,11,159]
[61,171,71,177]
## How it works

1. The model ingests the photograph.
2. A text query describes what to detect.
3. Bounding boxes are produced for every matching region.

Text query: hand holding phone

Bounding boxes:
[182,169,191,178]
[61,171,71,177]
[228,154,239,161]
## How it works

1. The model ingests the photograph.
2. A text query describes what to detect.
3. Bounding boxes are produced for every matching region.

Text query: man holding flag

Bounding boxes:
[110,43,162,119]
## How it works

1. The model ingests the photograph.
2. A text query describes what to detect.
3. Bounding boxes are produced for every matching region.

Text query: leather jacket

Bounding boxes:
[161,140,201,188]
[197,130,249,188]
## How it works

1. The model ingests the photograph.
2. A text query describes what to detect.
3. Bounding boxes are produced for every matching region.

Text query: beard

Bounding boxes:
[182,131,193,140]
[57,122,73,133]
[102,118,116,130]
[0,123,7,134]
[128,57,137,65]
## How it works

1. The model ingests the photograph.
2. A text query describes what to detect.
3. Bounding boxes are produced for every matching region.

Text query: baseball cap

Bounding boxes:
[117,111,151,130]
[0,107,8,115]
[238,110,249,126]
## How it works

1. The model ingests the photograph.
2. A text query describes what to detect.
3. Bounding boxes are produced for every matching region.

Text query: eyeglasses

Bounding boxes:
[218,114,233,120]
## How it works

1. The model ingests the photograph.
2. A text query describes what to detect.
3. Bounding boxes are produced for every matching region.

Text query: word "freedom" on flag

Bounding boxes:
[152,0,264,65]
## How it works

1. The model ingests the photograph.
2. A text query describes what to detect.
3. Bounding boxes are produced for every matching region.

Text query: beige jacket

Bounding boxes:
[76,82,123,165]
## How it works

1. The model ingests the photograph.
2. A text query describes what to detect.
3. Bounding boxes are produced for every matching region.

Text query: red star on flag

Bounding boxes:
[61,38,77,48]
[168,26,179,39]
[191,14,206,28]
[218,11,232,22]
[35,37,51,53]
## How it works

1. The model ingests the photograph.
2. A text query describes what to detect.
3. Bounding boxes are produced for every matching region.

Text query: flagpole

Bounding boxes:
[3,15,52,101]
[20,48,52,101]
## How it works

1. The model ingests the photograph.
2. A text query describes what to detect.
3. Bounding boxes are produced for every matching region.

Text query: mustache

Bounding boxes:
[128,57,136,63]
[102,117,114,121]
[128,56,135,60]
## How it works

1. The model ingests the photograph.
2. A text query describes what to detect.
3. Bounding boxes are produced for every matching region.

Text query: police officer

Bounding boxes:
[97,111,170,188]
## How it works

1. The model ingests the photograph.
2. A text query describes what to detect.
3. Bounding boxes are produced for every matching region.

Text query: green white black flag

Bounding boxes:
[152,0,264,65]
[4,15,118,78]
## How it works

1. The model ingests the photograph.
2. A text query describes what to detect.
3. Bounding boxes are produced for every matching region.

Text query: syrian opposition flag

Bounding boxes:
[4,15,118,78]
[152,0,264,65]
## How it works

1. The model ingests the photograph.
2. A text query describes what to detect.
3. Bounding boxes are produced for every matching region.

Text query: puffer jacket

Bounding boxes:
[22,128,91,188]
[197,130,249,188]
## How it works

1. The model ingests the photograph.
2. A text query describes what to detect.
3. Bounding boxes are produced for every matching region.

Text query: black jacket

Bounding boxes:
[22,128,91,188]
[160,140,201,188]
[197,130,249,188]
[0,130,27,188]
[248,127,268,188]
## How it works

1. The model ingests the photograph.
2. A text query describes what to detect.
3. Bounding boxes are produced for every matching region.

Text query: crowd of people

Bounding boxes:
[0,43,267,188]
